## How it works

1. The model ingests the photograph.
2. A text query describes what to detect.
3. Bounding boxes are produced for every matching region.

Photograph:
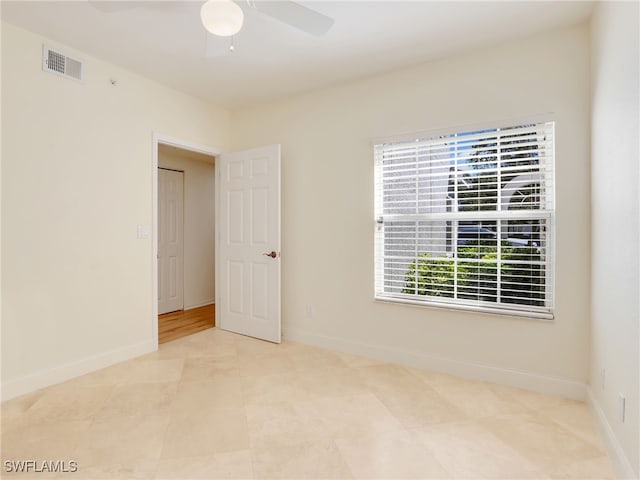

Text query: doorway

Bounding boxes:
[152,135,282,347]
[153,135,219,346]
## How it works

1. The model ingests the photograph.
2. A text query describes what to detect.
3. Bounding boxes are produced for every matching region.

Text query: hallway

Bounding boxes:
[158,304,215,344]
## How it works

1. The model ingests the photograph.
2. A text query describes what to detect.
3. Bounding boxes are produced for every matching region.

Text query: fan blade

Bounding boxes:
[87,1,142,13]
[88,1,184,13]
[250,1,334,36]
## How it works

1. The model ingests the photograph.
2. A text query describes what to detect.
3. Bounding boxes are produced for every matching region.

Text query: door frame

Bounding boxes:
[152,132,221,349]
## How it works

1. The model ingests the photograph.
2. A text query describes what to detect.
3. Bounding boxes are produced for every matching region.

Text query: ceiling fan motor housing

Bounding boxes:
[201,0,245,37]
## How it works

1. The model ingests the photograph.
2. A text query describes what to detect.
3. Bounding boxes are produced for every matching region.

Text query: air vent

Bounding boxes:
[42,46,83,82]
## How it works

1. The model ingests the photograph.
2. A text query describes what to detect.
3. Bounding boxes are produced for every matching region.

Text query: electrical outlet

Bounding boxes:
[619,393,626,423]
[601,369,606,389]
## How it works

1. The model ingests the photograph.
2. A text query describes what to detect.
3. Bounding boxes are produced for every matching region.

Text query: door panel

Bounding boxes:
[158,168,184,315]
[228,189,244,243]
[227,260,244,314]
[251,188,269,244]
[218,145,281,343]
[251,263,269,319]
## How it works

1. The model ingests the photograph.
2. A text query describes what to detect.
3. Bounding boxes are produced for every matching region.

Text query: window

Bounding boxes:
[374,119,554,319]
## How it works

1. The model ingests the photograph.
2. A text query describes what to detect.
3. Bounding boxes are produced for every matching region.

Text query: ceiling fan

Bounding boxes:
[89,0,335,38]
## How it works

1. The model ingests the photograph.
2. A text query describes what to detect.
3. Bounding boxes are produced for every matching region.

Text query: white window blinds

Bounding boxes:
[374,120,555,318]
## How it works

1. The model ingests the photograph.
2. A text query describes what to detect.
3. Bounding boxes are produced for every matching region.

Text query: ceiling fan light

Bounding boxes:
[201,0,244,37]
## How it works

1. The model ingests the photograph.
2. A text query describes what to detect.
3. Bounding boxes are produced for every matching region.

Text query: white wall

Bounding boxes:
[589,2,639,477]
[158,147,215,310]
[231,24,591,396]
[1,23,229,399]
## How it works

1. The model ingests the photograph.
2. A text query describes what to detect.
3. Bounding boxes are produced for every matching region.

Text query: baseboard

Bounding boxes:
[184,300,215,310]
[284,327,587,400]
[587,388,638,479]
[1,339,156,402]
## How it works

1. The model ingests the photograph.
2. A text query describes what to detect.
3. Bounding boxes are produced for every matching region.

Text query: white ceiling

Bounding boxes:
[1,1,594,109]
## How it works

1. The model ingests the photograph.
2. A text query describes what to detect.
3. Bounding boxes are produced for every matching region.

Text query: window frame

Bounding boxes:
[373,116,555,320]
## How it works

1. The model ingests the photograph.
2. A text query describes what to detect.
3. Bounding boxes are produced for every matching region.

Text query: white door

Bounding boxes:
[158,168,184,314]
[218,145,281,343]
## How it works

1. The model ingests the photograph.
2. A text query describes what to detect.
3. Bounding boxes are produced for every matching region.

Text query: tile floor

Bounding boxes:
[2,328,615,479]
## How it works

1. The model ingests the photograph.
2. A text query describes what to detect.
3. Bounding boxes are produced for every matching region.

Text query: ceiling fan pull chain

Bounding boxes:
[230,36,235,52]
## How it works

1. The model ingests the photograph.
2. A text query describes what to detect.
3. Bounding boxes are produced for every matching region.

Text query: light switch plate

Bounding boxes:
[137,225,150,239]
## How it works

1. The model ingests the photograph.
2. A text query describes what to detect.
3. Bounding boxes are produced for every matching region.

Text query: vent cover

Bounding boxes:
[42,46,83,82]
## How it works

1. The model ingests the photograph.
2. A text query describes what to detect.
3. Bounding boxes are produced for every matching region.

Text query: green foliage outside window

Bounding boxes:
[402,242,544,306]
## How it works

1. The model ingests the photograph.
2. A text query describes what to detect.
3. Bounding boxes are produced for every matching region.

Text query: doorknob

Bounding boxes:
[263,251,277,259]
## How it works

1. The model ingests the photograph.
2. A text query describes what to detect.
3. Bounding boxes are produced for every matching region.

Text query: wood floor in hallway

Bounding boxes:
[158,304,215,344]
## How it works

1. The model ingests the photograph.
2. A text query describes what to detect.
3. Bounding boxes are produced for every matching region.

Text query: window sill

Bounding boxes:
[374,295,554,321]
